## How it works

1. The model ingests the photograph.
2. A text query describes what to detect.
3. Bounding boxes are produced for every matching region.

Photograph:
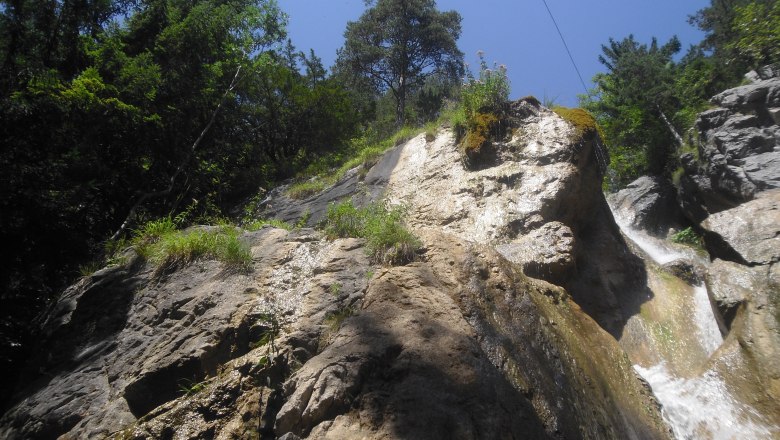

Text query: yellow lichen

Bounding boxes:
[552,107,603,144]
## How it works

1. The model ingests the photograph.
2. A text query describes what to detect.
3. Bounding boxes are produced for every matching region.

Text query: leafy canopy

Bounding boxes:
[337,0,463,126]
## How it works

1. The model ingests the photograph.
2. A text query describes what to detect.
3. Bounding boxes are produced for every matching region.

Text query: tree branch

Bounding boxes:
[110,65,243,241]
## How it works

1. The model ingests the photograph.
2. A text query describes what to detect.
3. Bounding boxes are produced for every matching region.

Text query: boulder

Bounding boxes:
[705,259,750,334]
[662,258,705,286]
[0,103,674,439]
[701,189,780,265]
[608,175,684,235]
[496,221,576,283]
[0,229,372,439]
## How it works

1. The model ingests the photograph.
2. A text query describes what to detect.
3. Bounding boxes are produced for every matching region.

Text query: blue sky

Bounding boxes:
[278,0,711,107]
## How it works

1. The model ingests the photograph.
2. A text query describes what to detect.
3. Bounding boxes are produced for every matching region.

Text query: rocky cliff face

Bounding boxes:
[0,102,673,439]
[678,70,780,222]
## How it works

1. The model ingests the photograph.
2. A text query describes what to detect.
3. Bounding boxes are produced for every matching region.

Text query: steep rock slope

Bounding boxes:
[679,71,780,222]
[0,102,671,439]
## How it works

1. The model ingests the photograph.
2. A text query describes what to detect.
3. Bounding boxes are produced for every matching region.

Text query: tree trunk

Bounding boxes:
[396,75,406,127]
[657,105,684,147]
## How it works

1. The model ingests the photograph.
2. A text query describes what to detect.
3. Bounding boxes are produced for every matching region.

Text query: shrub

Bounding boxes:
[461,52,510,119]
[670,227,702,247]
[457,53,511,166]
[324,199,420,265]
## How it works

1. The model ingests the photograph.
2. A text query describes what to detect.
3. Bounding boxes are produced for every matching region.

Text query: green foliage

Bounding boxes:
[456,53,510,166]
[286,126,422,199]
[178,378,208,396]
[287,180,328,200]
[671,227,703,247]
[245,219,292,231]
[324,199,421,265]
[583,35,683,188]
[337,0,463,126]
[461,112,499,159]
[688,0,776,81]
[134,217,178,244]
[324,307,355,331]
[727,1,780,69]
[328,283,342,296]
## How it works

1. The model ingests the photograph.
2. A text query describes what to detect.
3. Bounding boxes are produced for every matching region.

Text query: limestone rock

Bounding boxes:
[274,233,670,439]
[662,258,705,286]
[0,102,673,440]
[679,73,780,222]
[705,259,751,334]
[496,221,576,283]
[701,189,780,265]
[0,229,371,439]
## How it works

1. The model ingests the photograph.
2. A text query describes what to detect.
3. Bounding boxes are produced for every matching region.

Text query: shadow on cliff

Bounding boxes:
[350,315,553,439]
[565,201,654,341]
[275,263,554,439]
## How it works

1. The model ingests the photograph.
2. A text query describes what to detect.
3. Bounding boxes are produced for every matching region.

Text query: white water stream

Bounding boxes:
[609,205,775,440]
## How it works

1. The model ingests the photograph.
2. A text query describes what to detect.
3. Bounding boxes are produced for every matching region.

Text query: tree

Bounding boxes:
[336,0,463,126]
[584,36,682,186]
[727,1,780,69]
[688,0,776,80]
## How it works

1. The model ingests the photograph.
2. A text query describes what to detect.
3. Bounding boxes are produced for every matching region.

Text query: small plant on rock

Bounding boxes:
[457,52,511,166]
[133,220,252,274]
[671,227,703,247]
[324,199,421,265]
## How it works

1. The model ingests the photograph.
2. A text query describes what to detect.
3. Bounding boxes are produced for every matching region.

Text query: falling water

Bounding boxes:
[634,363,774,440]
[608,203,776,440]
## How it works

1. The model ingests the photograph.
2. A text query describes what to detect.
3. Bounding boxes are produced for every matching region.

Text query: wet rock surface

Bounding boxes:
[678,73,780,222]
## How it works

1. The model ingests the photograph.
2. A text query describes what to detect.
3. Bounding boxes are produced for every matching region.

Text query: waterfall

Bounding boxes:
[634,363,773,440]
[608,203,775,440]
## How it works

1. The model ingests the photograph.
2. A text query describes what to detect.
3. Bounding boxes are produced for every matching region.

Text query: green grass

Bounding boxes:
[285,126,426,200]
[245,218,293,231]
[133,221,252,274]
[324,307,355,331]
[324,199,421,265]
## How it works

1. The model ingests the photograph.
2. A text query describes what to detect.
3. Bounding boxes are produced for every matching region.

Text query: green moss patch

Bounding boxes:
[552,107,602,144]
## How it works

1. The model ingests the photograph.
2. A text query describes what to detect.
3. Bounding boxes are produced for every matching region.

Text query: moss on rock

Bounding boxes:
[552,107,602,144]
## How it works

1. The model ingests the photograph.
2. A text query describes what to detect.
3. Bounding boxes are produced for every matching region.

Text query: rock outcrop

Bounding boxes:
[698,190,780,423]
[608,176,684,236]
[0,102,673,439]
[678,71,780,222]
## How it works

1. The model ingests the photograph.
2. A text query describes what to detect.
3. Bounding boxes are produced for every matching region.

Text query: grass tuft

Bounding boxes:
[324,199,421,265]
[285,126,428,200]
[133,221,252,274]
